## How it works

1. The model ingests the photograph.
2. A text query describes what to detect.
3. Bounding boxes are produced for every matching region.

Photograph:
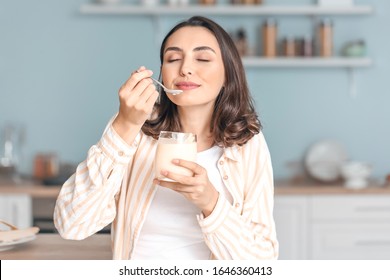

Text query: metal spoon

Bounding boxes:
[151,77,183,95]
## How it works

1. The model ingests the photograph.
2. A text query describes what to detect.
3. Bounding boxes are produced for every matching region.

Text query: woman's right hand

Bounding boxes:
[112,66,159,144]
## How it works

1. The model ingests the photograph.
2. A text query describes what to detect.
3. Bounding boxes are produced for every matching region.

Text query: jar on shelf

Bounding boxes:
[262,18,278,58]
[235,28,249,57]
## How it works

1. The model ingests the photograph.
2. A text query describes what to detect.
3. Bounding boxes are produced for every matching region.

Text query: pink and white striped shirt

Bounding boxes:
[54,116,279,260]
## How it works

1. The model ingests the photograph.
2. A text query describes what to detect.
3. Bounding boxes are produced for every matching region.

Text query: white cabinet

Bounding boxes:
[274,195,309,260]
[310,195,390,260]
[0,195,32,229]
[274,194,390,260]
[311,223,390,260]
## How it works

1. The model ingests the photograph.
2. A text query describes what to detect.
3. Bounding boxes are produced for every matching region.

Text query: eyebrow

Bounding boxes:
[164,46,216,54]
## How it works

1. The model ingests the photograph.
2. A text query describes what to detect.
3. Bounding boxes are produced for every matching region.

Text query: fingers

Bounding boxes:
[158,170,197,186]
[119,66,157,108]
[137,83,158,105]
[115,66,159,127]
[172,159,206,176]
[128,67,153,88]
[156,180,193,194]
[119,67,154,97]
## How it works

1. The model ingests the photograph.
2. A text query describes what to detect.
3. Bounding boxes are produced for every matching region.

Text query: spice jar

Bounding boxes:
[262,18,277,58]
[318,18,333,57]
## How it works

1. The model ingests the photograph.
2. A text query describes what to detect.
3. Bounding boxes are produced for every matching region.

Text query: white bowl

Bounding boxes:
[341,161,372,189]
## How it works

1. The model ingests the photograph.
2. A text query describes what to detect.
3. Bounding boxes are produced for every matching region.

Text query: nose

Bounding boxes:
[179,58,193,77]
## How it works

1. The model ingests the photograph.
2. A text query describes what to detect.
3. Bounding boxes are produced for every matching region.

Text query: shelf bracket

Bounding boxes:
[348,68,357,99]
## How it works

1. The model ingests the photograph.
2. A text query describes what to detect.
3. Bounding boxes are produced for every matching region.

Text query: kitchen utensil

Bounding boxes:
[151,77,183,95]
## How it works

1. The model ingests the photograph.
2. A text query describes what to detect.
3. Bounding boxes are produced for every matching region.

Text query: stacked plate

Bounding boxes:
[304,140,348,182]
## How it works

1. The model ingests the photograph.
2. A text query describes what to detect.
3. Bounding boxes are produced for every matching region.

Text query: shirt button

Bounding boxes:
[118,151,124,156]
[235,203,240,208]
[219,160,224,165]
[223,175,228,180]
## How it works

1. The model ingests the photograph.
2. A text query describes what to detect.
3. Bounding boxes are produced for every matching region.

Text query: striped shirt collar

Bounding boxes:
[223,145,241,162]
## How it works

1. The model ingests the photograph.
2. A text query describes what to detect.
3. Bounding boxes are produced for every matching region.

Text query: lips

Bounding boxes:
[175,81,200,90]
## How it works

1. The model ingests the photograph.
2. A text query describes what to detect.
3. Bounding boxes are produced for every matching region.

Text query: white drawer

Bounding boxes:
[310,195,390,221]
[311,223,390,260]
[0,194,32,228]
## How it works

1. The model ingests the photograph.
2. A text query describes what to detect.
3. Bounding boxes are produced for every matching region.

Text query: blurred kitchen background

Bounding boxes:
[1,0,390,259]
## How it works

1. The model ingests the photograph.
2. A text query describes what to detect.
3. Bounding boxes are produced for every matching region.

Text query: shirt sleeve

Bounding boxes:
[197,132,279,259]
[53,115,140,240]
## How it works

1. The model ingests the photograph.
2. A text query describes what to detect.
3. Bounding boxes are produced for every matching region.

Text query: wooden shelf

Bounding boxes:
[80,4,374,16]
[242,57,373,68]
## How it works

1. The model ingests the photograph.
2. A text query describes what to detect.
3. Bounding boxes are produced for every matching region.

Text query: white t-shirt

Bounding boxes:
[132,145,233,259]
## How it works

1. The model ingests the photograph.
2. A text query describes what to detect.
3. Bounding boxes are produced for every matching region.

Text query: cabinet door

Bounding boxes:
[0,195,32,229]
[274,195,308,260]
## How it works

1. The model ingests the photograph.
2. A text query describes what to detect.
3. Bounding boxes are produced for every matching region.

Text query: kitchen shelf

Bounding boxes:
[241,57,373,68]
[80,4,374,16]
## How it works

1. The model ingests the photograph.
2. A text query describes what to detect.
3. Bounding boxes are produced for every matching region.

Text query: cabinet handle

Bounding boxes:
[355,206,390,212]
[355,240,390,247]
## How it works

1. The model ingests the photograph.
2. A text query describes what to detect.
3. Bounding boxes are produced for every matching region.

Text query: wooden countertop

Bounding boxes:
[0,184,60,198]
[1,181,390,197]
[275,180,390,195]
[0,233,112,260]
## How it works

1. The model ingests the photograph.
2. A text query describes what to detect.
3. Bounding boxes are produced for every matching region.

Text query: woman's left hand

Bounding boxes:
[154,159,219,217]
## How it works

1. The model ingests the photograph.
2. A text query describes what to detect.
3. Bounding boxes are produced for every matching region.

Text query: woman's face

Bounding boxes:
[161,26,225,107]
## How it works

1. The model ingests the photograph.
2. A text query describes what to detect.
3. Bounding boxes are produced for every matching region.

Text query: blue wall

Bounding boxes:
[1,0,389,181]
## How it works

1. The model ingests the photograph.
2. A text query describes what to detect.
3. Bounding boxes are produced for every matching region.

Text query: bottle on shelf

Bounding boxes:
[262,18,278,58]
[242,0,263,4]
[235,28,249,57]
[199,0,216,5]
[302,36,314,57]
[281,37,296,57]
[231,0,263,4]
[318,18,333,57]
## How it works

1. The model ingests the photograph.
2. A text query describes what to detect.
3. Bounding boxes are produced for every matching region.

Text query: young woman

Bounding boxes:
[54,16,278,260]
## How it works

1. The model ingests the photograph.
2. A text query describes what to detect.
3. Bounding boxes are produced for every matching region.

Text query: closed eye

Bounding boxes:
[167,59,181,63]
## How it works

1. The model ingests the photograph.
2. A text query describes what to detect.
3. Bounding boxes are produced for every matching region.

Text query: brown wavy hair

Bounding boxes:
[142,16,261,147]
